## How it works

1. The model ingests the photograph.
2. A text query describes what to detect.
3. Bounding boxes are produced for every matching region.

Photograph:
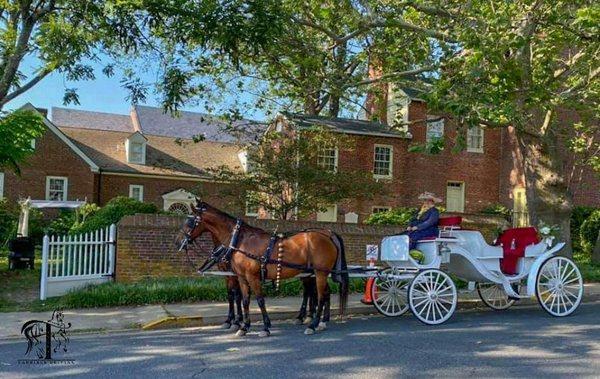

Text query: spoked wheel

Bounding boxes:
[371,268,409,317]
[408,269,457,325]
[536,256,583,317]
[476,282,516,310]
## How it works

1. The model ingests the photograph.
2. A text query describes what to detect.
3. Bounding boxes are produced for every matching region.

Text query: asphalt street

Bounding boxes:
[1,301,600,379]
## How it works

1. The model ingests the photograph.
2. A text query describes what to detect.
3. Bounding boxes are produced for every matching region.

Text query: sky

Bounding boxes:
[6,58,269,121]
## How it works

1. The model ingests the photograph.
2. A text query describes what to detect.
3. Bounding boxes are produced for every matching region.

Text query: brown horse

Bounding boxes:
[218,260,318,330]
[177,201,349,337]
[185,235,317,331]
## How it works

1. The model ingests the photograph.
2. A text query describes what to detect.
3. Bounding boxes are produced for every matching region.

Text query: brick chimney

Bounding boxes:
[364,57,390,124]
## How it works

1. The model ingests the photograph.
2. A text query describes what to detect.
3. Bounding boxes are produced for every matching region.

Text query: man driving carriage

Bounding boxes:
[405,192,442,250]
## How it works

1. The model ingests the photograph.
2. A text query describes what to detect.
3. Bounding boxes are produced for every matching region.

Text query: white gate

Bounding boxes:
[40,224,116,300]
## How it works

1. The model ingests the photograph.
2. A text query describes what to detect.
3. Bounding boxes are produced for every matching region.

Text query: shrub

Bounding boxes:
[365,207,417,226]
[0,199,18,247]
[571,206,596,252]
[71,197,158,234]
[580,210,600,254]
[481,203,512,221]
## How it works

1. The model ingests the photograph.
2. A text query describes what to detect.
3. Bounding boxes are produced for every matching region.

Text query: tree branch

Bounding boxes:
[346,66,436,88]
[0,67,52,106]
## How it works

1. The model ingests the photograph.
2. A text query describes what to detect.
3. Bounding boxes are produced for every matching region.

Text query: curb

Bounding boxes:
[141,293,600,331]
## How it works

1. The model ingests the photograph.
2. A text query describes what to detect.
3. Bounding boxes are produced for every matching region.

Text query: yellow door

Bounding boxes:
[446,182,465,213]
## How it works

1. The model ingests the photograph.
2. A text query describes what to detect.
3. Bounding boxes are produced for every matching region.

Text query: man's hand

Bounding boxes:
[407,226,417,231]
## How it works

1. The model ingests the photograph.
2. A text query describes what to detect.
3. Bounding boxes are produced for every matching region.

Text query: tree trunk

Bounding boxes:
[517,130,573,256]
[328,96,340,117]
[592,231,600,264]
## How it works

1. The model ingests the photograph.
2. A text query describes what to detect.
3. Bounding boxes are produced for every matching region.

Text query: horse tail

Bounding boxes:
[330,232,349,319]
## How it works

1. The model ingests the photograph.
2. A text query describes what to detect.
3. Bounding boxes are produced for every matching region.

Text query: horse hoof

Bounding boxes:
[304,328,315,335]
[231,323,240,332]
[221,322,232,329]
[236,329,247,337]
[316,322,327,331]
[294,318,304,325]
[303,317,313,325]
[258,330,270,338]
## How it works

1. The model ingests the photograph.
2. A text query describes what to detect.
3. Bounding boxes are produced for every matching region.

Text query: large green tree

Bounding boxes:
[207,0,453,118]
[0,0,283,169]
[424,0,599,252]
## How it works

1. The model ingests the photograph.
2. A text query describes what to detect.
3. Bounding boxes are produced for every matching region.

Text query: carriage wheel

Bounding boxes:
[476,283,516,310]
[371,268,409,317]
[536,256,583,317]
[408,269,457,325]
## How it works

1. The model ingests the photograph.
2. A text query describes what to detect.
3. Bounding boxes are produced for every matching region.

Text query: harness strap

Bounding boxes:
[260,234,278,282]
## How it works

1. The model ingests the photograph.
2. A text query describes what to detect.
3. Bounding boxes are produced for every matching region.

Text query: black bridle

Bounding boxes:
[176,206,243,274]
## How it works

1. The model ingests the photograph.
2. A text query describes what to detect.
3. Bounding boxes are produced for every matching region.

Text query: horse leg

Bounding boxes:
[307,277,317,324]
[320,282,331,331]
[249,278,271,337]
[221,282,235,329]
[232,286,243,330]
[295,278,310,325]
[235,279,252,337]
[305,272,328,335]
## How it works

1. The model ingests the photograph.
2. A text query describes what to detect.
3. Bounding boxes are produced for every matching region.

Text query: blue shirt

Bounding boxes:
[409,207,440,236]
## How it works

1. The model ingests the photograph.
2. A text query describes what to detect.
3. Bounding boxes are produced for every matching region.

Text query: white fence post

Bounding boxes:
[108,224,116,276]
[40,235,49,301]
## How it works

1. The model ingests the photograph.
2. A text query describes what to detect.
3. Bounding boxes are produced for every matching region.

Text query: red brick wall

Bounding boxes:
[2,127,95,203]
[115,213,508,282]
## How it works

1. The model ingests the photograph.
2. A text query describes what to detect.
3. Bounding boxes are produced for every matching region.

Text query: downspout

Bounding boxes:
[96,169,102,205]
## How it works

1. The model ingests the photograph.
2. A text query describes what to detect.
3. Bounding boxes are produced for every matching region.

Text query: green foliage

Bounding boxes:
[211,128,385,220]
[71,197,157,234]
[364,207,417,226]
[0,199,19,248]
[571,206,597,251]
[481,204,512,221]
[0,110,45,173]
[581,210,600,254]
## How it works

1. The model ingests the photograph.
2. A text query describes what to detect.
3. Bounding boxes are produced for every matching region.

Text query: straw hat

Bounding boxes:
[418,192,443,203]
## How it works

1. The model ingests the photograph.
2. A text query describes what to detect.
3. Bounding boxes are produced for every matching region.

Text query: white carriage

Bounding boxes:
[371,218,584,325]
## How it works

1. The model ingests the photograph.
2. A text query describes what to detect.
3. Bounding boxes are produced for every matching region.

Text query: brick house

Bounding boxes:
[1,99,597,224]
[1,104,244,214]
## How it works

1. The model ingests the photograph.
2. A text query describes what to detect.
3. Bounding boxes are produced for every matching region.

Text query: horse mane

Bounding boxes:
[200,201,269,236]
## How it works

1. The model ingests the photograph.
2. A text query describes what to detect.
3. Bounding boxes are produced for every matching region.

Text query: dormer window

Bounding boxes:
[126,132,147,164]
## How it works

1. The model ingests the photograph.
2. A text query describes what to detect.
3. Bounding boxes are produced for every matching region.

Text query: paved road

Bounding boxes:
[1,302,600,379]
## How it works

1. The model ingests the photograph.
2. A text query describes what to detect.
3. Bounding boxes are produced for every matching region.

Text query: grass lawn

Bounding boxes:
[2,248,599,313]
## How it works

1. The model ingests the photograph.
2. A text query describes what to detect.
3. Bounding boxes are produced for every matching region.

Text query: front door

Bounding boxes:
[446,182,465,213]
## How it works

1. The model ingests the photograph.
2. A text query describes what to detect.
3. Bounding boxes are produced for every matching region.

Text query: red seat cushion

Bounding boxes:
[495,227,540,275]
[439,216,462,227]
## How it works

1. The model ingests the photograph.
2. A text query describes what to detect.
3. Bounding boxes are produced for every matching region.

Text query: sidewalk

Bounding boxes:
[2,283,600,339]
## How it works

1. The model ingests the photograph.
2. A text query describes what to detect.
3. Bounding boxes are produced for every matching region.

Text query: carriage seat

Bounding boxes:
[416,216,463,243]
[495,227,540,275]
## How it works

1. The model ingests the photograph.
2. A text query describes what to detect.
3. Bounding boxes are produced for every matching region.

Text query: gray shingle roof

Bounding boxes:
[285,113,409,139]
[133,105,265,143]
[51,107,134,132]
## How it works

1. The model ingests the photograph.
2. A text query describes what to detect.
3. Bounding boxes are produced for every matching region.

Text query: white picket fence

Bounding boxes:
[40,224,116,300]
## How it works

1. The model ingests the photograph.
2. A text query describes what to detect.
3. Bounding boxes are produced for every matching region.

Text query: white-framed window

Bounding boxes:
[373,145,393,178]
[317,147,338,173]
[126,132,147,164]
[46,176,68,201]
[317,205,337,222]
[129,185,144,202]
[0,172,4,198]
[467,126,484,153]
[372,206,391,214]
[426,119,444,142]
